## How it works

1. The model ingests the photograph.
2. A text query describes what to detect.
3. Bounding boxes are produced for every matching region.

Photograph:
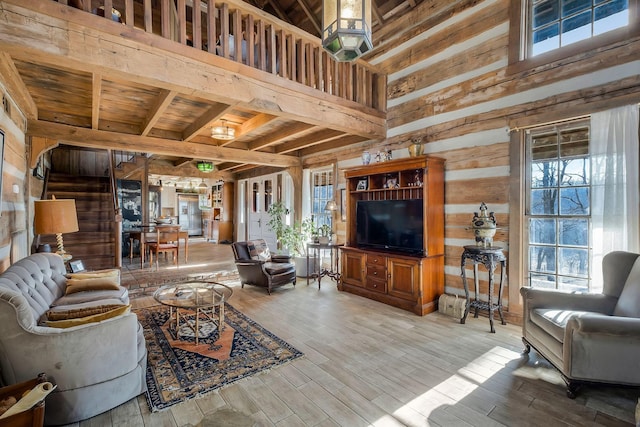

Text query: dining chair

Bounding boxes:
[146,225,181,270]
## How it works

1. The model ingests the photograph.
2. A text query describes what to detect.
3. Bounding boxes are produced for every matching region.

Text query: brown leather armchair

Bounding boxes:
[232,240,296,294]
[521,251,640,398]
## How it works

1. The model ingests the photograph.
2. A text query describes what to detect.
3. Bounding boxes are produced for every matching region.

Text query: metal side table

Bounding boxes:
[306,242,343,289]
[460,245,506,333]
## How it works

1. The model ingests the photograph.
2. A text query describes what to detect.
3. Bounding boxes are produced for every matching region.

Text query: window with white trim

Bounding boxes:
[526,121,592,291]
[527,0,630,57]
[311,169,334,230]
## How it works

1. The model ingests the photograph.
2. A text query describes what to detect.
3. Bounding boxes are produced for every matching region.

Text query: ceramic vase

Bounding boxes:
[362,151,371,165]
[408,138,424,157]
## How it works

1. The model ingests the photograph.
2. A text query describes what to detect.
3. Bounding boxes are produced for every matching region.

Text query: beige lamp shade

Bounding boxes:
[324,200,338,211]
[34,199,79,235]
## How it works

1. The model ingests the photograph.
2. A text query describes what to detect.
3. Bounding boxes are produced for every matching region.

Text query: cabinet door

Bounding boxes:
[341,251,366,287]
[387,257,420,301]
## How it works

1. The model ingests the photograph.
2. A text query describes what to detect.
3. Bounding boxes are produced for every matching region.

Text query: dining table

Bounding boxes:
[126,225,189,267]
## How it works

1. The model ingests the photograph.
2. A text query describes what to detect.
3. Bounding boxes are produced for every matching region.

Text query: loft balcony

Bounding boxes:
[0,0,386,174]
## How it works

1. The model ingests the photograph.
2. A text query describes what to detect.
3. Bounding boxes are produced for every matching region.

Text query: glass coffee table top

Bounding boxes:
[153,280,233,309]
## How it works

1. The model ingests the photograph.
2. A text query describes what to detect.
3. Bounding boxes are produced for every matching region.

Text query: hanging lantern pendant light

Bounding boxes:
[322,0,372,62]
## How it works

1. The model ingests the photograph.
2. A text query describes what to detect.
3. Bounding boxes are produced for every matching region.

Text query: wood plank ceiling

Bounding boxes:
[2,0,422,179]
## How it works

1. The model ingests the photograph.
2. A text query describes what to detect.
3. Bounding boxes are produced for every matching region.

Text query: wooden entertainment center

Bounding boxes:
[340,155,445,315]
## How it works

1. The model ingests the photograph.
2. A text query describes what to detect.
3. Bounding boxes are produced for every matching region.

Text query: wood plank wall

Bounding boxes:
[306,0,640,317]
[0,82,33,272]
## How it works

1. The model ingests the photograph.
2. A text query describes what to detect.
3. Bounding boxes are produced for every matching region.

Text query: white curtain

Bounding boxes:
[591,104,640,290]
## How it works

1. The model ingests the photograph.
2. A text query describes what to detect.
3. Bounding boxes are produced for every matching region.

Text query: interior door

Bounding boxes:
[247,174,277,248]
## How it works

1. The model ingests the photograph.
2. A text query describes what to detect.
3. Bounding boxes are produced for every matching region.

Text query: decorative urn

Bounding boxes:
[408,137,424,157]
[469,202,497,247]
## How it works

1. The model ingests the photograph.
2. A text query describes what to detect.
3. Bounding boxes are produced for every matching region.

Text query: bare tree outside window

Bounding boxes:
[527,124,591,291]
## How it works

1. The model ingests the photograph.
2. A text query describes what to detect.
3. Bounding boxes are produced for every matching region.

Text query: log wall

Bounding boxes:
[0,81,33,272]
[305,0,640,318]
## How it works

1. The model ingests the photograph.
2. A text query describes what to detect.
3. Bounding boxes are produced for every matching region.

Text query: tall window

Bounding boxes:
[527,122,592,291]
[311,169,334,230]
[529,0,629,57]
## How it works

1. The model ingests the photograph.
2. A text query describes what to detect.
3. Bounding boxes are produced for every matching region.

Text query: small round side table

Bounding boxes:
[460,245,506,333]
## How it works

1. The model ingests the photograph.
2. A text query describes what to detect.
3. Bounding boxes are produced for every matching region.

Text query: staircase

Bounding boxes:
[41,173,117,270]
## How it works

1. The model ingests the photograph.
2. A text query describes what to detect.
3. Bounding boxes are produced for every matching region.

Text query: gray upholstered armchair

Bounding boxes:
[521,251,640,398]
[232,240,296,294]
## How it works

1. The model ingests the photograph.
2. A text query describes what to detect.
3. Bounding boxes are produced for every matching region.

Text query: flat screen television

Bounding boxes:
[356,199,424,256]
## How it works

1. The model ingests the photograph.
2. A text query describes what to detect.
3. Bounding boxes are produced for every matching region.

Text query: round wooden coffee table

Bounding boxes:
[153,280,233,345]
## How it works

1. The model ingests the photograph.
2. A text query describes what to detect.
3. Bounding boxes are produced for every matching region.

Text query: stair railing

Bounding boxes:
[108,149,123,268]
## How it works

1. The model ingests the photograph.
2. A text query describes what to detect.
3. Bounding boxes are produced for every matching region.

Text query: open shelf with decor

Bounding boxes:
[204,180,234,243]
[340,155,445,315]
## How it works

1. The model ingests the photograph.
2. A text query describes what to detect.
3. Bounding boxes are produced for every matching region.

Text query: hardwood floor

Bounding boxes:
[70,240,638,426]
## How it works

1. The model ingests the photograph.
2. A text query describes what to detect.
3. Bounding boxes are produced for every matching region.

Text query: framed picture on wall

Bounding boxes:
[33,157,45,180]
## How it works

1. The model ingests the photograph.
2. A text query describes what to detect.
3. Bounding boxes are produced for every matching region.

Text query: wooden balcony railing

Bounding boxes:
[56,0,386,112]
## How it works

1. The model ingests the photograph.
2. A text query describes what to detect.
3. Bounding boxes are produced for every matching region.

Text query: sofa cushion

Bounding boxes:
[53,287,129,306]
[68,268,120,280]
[530,309,592,343]
[65,277,120,295]
[613,257,640,317]
[264,261,294,275]
[45,305,130,328]
[46,302,126,321]
[247,239,271,261]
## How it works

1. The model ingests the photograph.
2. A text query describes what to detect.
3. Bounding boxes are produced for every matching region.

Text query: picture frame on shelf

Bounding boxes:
[385,177,398,189]
[356,179,368,191]
[69,260,85,273]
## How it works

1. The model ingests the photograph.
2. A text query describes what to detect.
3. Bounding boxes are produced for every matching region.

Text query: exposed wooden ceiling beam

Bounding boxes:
[141,89,177,136]
[372,3,384,27]
[275,128,344,153]
[91,73,102,129]
[234,113,277,141]
[28,120,302,168]
[265,0,293,23]
[293,0,321,35]
[0,7,386,140]
[248,122,315,150]
[182,103,233,141]
[299,134,368,156]
[0,52,36,119]
[173,158,193,167]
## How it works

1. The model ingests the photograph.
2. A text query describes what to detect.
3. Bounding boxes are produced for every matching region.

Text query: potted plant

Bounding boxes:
[317,224,332,244]
[267,202,318,277]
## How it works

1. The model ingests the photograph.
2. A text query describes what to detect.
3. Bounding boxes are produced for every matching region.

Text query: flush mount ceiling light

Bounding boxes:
[196,161,215,173]
[322,0,372,62]
[211,120,235,140]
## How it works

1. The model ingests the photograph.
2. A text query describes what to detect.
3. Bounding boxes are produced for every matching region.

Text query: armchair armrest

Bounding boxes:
[520,287,616,314]
[235,260,264,266]
[563,312,640,383]
[566,312,640,336]
[3,313,139,388]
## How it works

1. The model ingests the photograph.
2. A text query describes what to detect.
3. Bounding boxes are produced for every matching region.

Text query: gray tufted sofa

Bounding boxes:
[0,253,147,425]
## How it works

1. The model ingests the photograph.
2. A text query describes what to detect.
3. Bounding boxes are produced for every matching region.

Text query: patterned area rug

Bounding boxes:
[137,303,303,412]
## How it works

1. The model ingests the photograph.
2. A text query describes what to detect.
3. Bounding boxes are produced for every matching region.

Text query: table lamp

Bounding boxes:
[34,196,79,261]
